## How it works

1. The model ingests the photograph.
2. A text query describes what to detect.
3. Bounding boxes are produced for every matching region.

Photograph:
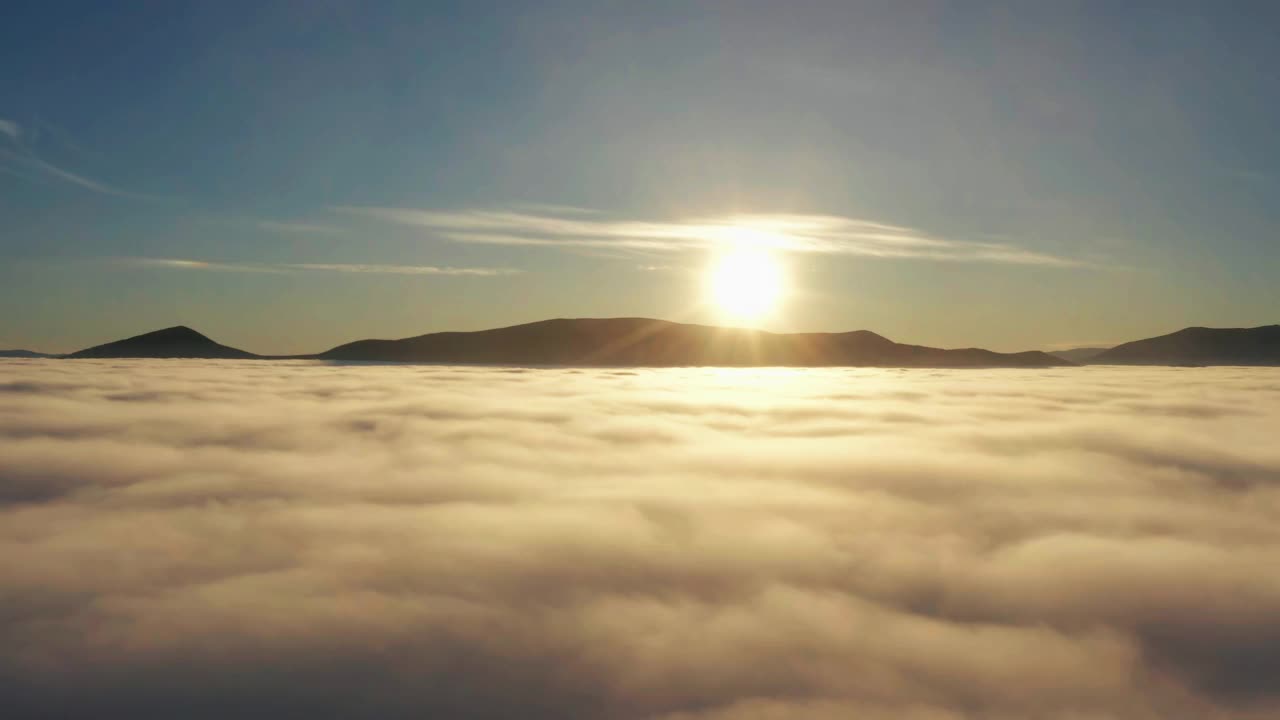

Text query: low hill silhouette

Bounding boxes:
[1091,325,1280,366]
[0,349,58,359]
[1049,347,1110,363]
[68,326,258,360]
[317,318,1068,368]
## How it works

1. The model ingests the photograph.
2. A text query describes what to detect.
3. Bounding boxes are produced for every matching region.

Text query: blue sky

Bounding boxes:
[3,0,1278,354]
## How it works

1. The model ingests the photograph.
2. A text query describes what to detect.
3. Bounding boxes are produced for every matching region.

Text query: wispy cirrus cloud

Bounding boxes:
[18,154,129,196]
[335,205,1085,267]
[286,263,519,276]
[120,258,288,273]
[0,118,155,199]
[115,257,519,277]
[256,220,343,235]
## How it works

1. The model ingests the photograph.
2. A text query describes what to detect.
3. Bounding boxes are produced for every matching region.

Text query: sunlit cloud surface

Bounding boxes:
[338,206,1084,266]
[2,361,1278,718]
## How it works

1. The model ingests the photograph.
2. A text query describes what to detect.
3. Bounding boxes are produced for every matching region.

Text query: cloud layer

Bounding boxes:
[2,361,1279,719]
[338,206,1083,266]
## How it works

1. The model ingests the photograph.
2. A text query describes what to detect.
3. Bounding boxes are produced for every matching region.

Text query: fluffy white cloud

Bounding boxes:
[1,361,1278,719]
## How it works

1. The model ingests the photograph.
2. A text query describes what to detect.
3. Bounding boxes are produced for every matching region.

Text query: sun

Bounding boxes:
[708,247,784,322]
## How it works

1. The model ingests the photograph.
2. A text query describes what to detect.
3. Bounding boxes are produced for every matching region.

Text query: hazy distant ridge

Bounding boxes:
[1091,325,1280,366]
[1049,347,1109,363]
[317,318,1064,368]
[37,319,1280,367]
[54,318,1064,368]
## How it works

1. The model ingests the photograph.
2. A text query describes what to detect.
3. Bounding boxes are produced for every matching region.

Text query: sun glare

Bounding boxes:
[708,246,784,322]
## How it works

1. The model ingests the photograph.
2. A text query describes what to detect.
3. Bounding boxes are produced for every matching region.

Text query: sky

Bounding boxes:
[3,0,1279,354]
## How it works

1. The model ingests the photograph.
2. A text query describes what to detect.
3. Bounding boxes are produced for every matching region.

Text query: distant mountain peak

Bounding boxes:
[139,325,211,341]
[68,325,256,360]
[841,329,893,342]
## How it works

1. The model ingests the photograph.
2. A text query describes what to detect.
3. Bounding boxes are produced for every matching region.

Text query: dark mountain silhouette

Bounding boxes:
[57,319,1279,367]
[68,326,258,360]
[1091,325,1280,366]
[0,349,57,359]
[1049,347,1110,363]
[316,318,1069,368]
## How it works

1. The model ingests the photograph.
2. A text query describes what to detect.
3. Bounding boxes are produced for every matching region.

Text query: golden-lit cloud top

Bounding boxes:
[2,361,1279,718]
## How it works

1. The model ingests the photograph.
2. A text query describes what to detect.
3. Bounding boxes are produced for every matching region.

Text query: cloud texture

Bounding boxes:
[337,206,1083,266]
[1,361,1279,719]
[114,257,519,276]
[0,119,154,199]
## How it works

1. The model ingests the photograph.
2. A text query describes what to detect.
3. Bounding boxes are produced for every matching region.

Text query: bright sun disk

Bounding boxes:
[708,247,784,322]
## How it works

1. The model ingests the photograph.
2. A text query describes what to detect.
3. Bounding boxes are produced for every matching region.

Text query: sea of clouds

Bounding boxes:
[1,359,1279,719]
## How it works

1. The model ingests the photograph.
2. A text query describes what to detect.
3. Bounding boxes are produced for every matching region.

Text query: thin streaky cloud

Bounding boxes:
[1043,339,1120,351]
[119,258,288,274]
[287,263,520,276]
[512,203,602,216]
[257,221,343,235]
[437,231,681,252]
[0,151,155,202]
[0,119,159,200]
[335,206,1085,267]
[114,257,518,277]
[22,155,143,198]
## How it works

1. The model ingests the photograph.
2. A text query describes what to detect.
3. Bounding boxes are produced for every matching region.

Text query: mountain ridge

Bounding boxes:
[0,349,59,359]
[1090,324,1280,366]
[1049,347,1111,363]
[14,318,1275,367]
[315,317,1062,367]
